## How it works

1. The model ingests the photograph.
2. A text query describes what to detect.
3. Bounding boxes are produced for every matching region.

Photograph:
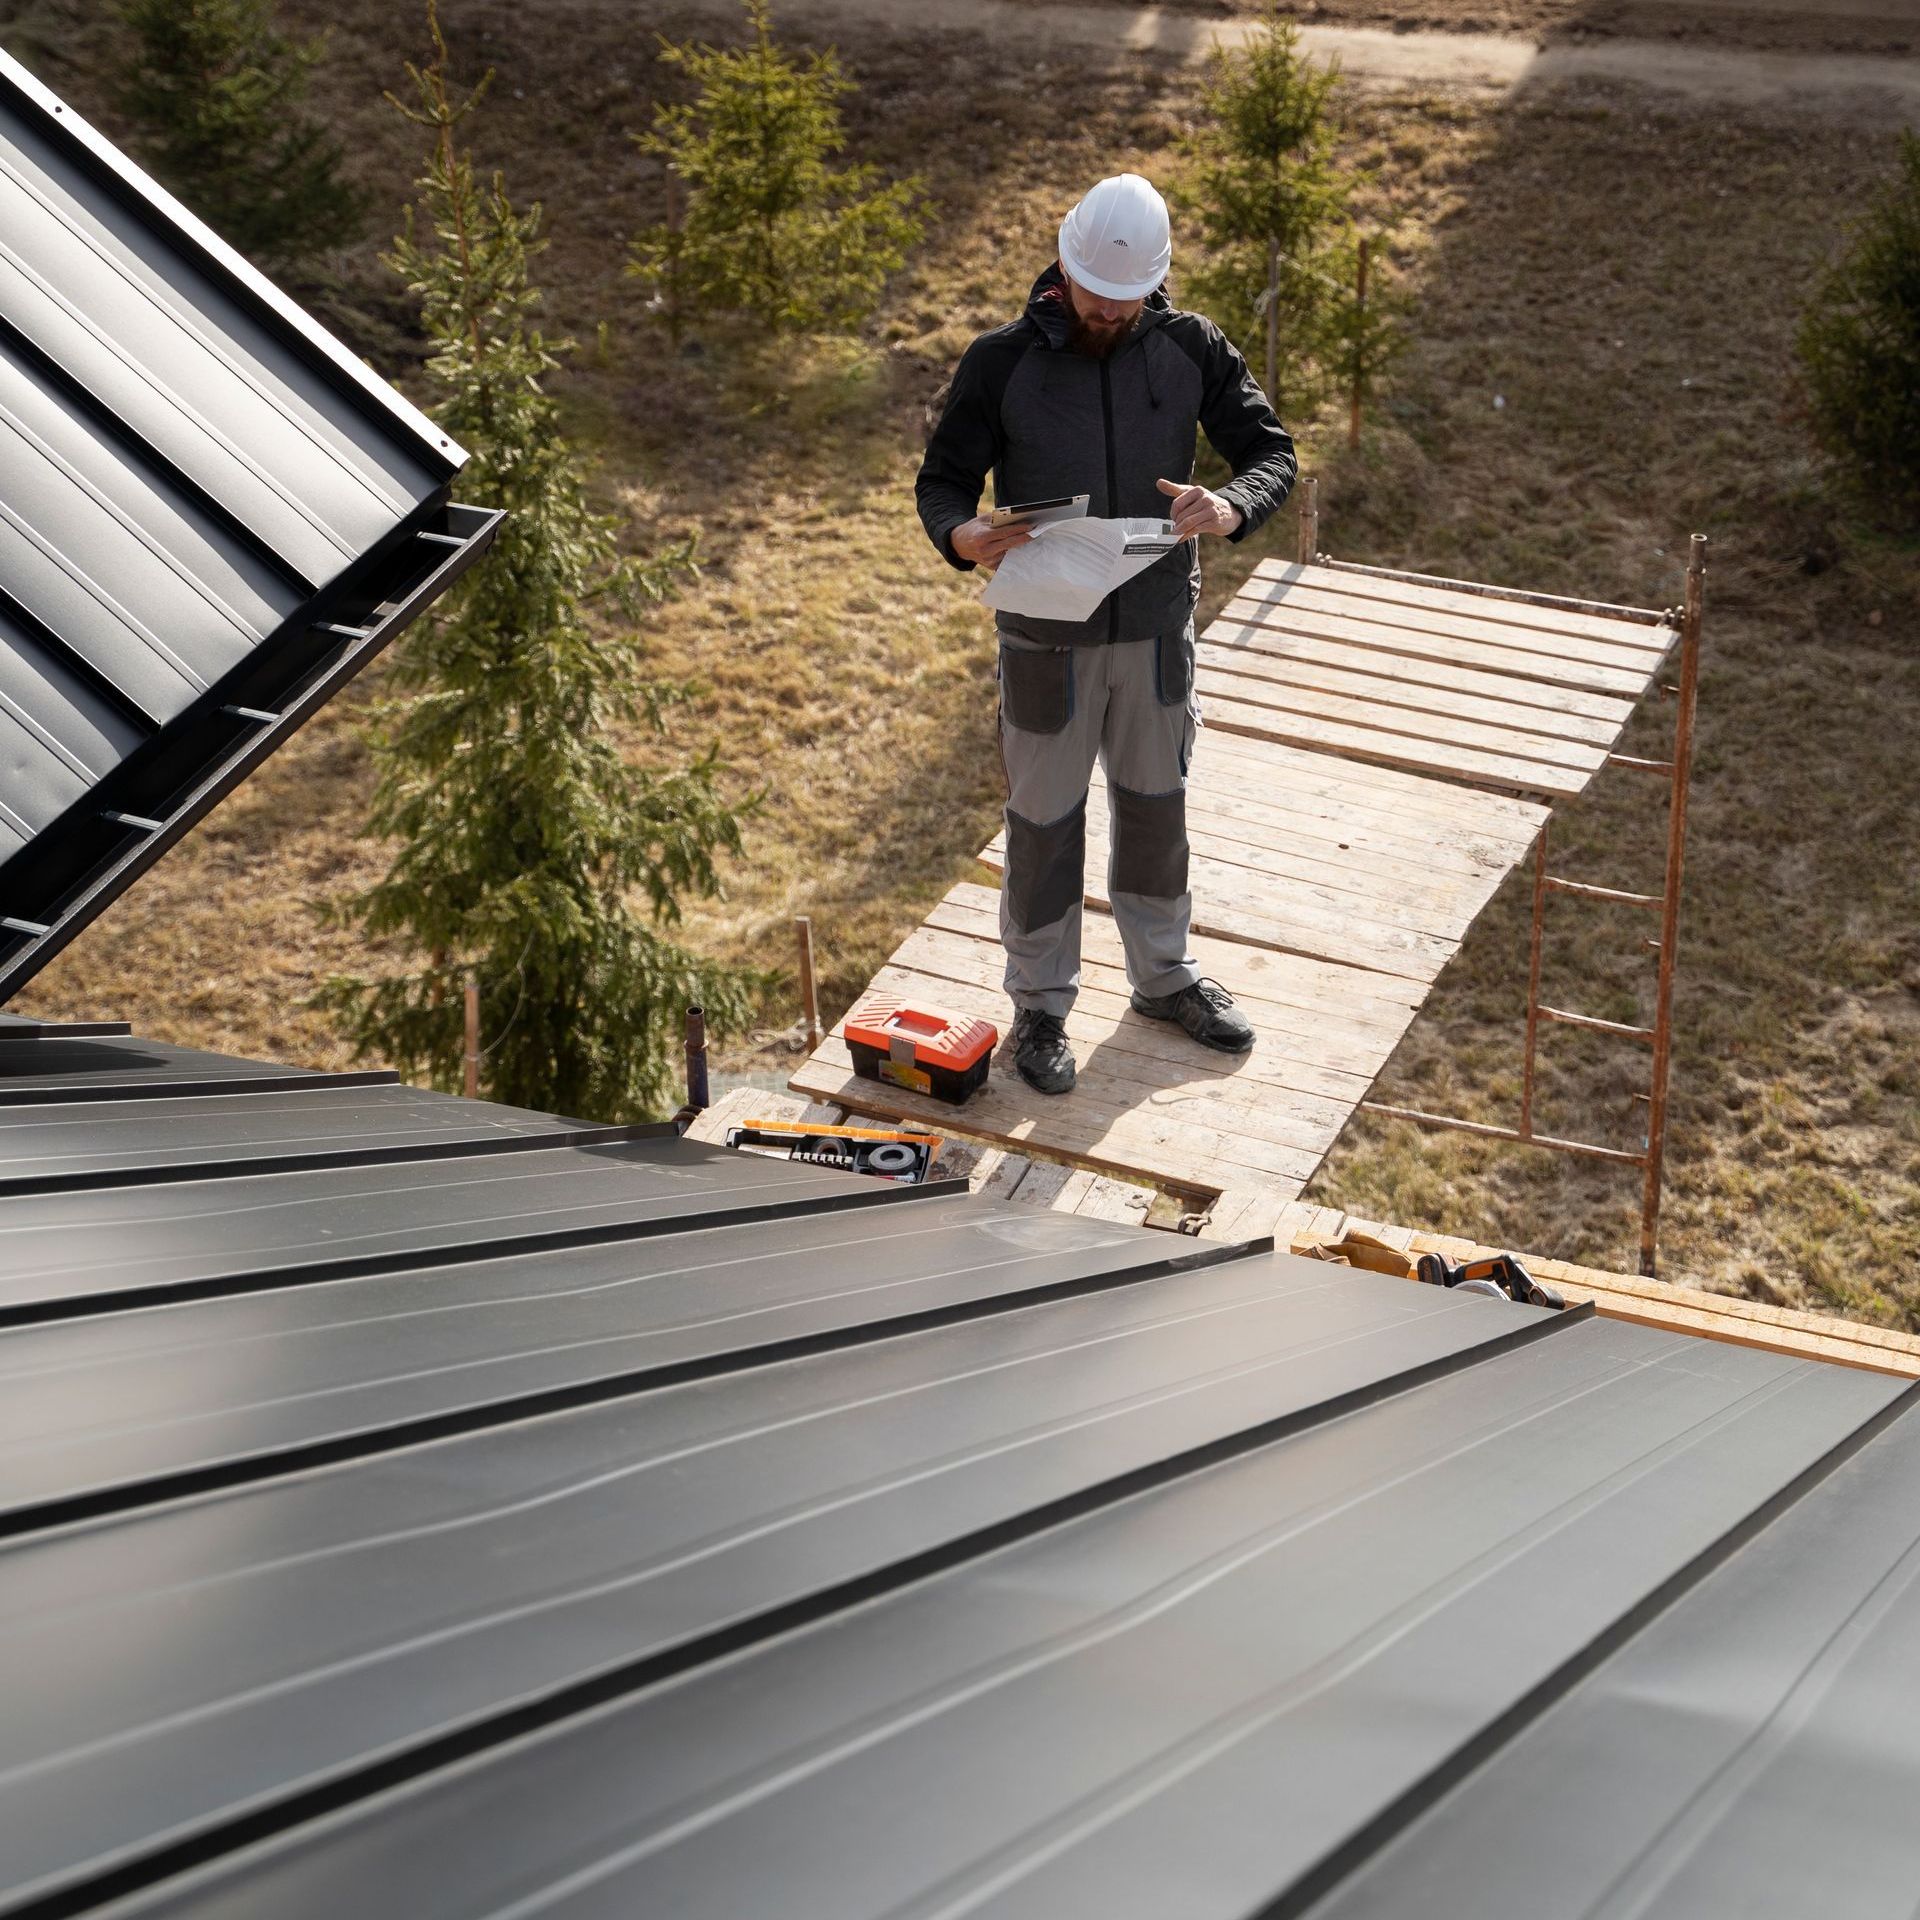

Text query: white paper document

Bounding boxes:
[981,518,1182,624]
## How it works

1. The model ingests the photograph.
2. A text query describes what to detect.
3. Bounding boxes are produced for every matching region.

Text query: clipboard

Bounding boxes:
[989,494,1090,530]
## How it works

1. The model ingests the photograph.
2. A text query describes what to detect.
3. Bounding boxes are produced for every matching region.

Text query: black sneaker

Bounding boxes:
[1131,977,1254,1054]
[1012,1009,1076,1095]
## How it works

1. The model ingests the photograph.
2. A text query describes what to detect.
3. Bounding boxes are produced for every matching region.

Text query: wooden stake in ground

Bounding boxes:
[685,1004,710,1113]
[1265,235,1281,412]
[795,915,823,1052]
[1297,474,1320,565]
[1349,236,1369,451]
[463,974,479,1099]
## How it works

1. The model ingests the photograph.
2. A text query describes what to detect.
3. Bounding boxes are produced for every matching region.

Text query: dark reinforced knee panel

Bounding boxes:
[1004,798,1087,934]
[1108,780,1189,900]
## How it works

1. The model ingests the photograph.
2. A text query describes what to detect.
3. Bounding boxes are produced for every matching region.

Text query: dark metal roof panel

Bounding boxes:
[0,1133,960,1323]
[1306,1368,1920,1920]
[0,1033,394,1104]
[0,1011,129,1035]
[0,57,449,578]
[0,49,485,1006]
[0,1030,1913,1920]
[0,1254,1547,1913]
[80,1322,1900,1920]
[0,1081,620,1194]
[0,1197,1255,1528]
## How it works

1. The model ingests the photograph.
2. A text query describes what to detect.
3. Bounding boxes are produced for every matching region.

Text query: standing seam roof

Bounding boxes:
[4,40,1920,1920]
[0,47,490,1001]
[2,1030,1919,1920]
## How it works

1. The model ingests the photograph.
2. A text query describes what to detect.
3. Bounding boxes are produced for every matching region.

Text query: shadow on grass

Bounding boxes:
[1295,50,1919,1316]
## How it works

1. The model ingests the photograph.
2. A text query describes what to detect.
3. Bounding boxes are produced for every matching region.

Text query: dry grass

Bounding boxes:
[10,4,1917,1321]
[1299,91,1920,1322]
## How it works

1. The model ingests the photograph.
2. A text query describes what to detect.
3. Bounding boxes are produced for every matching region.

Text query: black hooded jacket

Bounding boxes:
[915,264,1297,647]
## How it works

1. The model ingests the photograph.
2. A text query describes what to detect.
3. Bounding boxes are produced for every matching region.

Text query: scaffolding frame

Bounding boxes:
[1292,482,1706,1276]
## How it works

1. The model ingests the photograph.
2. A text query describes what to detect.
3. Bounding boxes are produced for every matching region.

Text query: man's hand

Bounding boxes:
[1156,477,1243,542]
[950,514,1036,568]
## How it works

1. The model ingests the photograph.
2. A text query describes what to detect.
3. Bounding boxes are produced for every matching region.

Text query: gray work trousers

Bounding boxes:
[997,626,1202,1019]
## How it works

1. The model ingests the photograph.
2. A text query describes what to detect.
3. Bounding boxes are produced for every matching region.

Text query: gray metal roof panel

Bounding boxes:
[0,1011,131,1035]
[1306,1368,1920,1920]
[0,1034,395,1105]
[0,600,146,850]
[0,1197,1259,1528]
[0,49,488,1007]
[0,503,500,1004]
[0,1081,613,1194]
[0,348,296,693]
[0,49,458,480]
[0,1133,958,1322]
[81,1322,1899,1920]
[0,346,295,630]
[0,61,448,565]
[0,1256,1549,1914]
[0,607,145,776]
[0,90,414,644]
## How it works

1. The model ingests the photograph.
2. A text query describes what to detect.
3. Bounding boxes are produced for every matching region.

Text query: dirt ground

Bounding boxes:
[6,2,1917,1321]
[1071,0,1920,56]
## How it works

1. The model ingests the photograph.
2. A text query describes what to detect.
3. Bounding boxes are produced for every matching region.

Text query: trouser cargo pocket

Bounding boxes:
[998,641,1074,735]
[1154,626,1195,707]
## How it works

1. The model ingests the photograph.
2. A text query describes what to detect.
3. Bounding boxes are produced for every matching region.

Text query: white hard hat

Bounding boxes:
[1058,173,1172,303]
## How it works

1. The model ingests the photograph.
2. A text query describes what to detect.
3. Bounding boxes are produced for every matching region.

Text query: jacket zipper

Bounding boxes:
[1099,357,1118,644]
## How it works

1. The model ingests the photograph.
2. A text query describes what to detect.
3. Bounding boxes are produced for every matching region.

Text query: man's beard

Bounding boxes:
[1066,305,1137,359]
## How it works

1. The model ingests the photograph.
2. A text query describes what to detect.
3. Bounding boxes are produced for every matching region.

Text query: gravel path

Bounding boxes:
[667,0,1920,117]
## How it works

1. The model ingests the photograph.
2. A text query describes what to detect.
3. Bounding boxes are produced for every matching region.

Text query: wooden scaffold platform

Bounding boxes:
[789,495,1701,1268]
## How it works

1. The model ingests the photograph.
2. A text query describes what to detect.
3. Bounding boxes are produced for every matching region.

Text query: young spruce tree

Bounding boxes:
[1797,131,1920,521]
[1178,7,1360,416]
[318,9,754,1121]
[116,0,364,273]
[629,0,923,343]
[1320,229,1407,449]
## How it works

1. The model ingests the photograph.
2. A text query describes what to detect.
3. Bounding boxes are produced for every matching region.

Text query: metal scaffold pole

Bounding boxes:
[1638,533,1707,1274]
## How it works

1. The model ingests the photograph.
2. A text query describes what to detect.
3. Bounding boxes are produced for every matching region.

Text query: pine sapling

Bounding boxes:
[116,0,365,273]
[1322,229,1407,450]
[629,0,924,343]
[1797,130,1920,522]
[319,7,756,1121]
[1178,6,1354,415]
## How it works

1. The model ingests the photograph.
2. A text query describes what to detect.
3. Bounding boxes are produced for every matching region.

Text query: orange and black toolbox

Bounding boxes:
[844,992,997,1106]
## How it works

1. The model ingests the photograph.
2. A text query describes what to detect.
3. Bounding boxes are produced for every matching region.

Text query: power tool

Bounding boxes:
[1415,1250,1567,1311]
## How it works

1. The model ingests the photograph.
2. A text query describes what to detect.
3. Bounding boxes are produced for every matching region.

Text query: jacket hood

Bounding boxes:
[1024,261,1171,353]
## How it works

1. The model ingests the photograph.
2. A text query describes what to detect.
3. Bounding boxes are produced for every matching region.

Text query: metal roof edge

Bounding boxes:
[0,500,502,1008]
[0,46,467,479]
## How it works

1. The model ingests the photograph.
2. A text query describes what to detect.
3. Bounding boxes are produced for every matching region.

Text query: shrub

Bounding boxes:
[1797,130,1920,521]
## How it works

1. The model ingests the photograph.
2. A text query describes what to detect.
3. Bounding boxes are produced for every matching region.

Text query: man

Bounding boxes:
[916,171,1297,1096]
